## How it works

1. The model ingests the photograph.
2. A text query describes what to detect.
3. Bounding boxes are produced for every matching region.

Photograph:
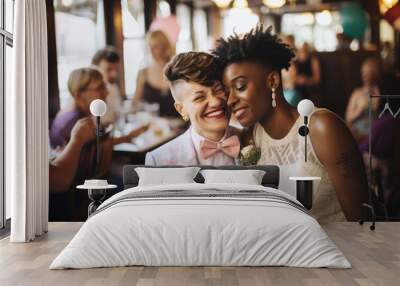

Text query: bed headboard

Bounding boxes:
[123,165,280,189]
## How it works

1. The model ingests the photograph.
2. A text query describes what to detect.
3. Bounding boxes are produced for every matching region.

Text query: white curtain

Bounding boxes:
[7,0,49,242]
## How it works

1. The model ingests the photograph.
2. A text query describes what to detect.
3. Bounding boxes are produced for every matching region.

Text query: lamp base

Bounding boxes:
[296,180,313,210]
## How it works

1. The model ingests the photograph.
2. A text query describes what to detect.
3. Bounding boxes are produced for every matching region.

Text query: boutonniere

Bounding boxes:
[239,140,261,166]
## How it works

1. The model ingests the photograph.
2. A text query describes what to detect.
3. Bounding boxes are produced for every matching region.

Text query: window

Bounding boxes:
[193,9,210,52]
[121,0,146,97]
[281,11,341,51]
[1,0,14,230]
[53,0,106,109]
[176,4,192,53]
[222,5,259,38]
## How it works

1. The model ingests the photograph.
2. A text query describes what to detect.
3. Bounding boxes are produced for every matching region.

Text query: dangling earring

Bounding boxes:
[182,115,189,122]
[271,87,277,108]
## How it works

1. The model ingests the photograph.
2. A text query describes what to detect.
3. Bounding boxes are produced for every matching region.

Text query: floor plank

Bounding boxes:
[0,222,399,286]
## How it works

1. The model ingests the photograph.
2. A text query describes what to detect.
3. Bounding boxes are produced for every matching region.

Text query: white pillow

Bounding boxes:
[135,167,201,186]
[200,169,266,185]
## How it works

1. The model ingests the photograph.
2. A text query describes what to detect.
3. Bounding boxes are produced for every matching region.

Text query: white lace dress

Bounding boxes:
[253,109,345,222]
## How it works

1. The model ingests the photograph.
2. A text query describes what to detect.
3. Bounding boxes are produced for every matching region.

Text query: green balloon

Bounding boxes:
[340,3,368,40]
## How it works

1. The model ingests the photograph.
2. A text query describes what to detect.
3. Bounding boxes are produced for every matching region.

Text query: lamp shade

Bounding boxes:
[297,99,314,117]
[90,99,107,117]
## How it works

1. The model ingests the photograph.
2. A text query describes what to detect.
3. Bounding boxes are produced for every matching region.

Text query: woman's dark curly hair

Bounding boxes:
[212,25,295,71]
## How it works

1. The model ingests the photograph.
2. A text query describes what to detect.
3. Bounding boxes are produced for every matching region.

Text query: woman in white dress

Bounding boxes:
[212,25,369,222]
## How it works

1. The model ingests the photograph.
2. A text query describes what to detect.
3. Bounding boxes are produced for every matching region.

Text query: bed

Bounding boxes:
[50,165,350,269]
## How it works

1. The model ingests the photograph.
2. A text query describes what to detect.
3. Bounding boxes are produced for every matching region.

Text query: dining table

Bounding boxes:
[112,115,186,156]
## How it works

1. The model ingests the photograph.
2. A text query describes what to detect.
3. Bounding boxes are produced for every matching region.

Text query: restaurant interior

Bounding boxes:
[4,2,400,283]
[40,0,400,221]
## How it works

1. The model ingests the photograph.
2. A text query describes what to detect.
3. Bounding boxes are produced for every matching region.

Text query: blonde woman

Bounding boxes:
[133,30,179,117]
[345,58,381,143]
[50,67,147,148]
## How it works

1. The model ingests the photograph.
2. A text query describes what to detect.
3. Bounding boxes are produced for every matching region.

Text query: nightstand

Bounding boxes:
[289,176,321,210]
[77,183,117,216]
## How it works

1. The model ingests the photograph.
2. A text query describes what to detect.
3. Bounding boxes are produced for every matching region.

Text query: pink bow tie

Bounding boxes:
[200,135,240,160]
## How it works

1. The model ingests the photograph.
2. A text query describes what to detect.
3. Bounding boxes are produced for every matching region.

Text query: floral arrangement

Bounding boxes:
[239,140,261,166]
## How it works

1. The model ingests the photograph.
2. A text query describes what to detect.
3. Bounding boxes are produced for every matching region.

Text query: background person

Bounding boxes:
[292,42,321,104]
[345,58,381,143]
[50,67,107,148]
[359,99,400,217]
[281,35,301,107]
[49,117,113,221]
[91,46,123,126]
[50,67,148,149]
[133,30,179,117]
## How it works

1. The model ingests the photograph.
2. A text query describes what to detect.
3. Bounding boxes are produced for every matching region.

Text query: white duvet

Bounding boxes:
[50,183,350,269]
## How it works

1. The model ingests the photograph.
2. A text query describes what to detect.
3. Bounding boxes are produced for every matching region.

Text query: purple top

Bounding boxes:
[359,113,398,160]
[50,109,84,148]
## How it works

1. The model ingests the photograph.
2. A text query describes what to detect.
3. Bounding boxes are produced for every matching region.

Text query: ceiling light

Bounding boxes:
[62,0,73,7]
[232,0,249,9]
[158,1,171,17]
[295,13,315,26]
[379,0,399,13]
[225,0,259,36]
[315,10,332,26]
[213,0,232,9]
[263,0,286,9]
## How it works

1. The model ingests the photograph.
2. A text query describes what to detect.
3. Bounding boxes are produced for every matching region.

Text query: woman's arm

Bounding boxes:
[345,90,363,124]
[309,110,369,221]
[49,118,96,192]
[50,140,84,193]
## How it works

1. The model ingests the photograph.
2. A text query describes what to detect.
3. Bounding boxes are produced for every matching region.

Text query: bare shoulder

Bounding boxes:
[309,109,357,163]
[350,87,364,99]
[310,109,348,136]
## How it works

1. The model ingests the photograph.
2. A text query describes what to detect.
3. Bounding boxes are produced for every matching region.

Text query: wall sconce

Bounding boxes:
[297,99,314,162]
[90,99,107,169]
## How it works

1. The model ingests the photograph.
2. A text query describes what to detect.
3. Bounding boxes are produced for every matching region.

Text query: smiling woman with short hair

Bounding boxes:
[145,52,240,166]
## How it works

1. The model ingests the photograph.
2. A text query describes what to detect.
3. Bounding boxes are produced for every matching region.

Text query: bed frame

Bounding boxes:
[123,165,280,189]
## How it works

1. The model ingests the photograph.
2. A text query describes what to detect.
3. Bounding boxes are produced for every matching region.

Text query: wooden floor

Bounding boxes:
[0,222,399,286]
